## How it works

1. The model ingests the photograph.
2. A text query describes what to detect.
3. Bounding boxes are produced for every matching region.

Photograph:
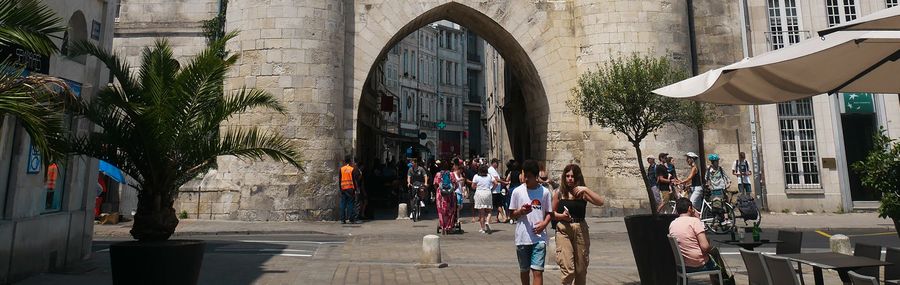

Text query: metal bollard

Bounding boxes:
[397,203,409,220]
[420,235,447,268]
[830,234,851,255]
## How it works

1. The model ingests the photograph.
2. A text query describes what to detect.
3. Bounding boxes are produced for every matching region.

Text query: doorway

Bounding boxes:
[842,112,879,202]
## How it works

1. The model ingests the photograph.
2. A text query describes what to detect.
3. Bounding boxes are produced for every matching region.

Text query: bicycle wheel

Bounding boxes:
[412,195,420,222]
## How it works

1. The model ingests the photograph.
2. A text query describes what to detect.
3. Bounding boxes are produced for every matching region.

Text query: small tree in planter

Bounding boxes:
[65,33,301,284]
[568,53,687,285]
[852,128,900,238]
[568,53,686,214]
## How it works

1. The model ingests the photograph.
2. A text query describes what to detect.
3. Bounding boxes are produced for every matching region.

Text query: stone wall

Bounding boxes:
[118,0,751,221]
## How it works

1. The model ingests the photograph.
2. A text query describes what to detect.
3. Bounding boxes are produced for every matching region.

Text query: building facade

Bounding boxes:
[0,1,115,282]
[747,0,900,213]
[113,0,749,220]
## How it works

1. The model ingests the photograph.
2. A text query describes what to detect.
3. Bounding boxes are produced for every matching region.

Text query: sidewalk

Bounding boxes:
[93,212,892,238]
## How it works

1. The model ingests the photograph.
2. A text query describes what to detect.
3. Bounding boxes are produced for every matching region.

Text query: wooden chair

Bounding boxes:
[761,254,802,285]
[776,230,805,285]
[739,248,771,285]
[668,234,723,285]
[848,270,879,285]
[884,247,900,285]
[853,243,883,280]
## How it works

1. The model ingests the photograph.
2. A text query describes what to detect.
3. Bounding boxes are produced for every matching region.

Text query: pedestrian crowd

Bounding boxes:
[339,150,753,285]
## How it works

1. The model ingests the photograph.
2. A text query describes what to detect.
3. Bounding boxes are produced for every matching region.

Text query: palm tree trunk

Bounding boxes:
[131,189,179,241]
[633,142,659,215]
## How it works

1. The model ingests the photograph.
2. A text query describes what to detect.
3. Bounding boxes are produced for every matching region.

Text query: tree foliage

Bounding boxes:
[568,54,687,147]
[677,101,719,130]
[569,53,688,214]
[65,32,302,241]
[852,128,900,220]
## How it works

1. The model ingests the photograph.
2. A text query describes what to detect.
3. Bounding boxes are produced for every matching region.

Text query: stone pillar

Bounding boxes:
[420,235,447,268]
[217,0,346,221]
[830,234,851,255]
[397,203,409,220]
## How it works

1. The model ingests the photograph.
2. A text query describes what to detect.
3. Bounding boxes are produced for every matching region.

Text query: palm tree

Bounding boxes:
[67,32,302,241]
[0,0,69,163]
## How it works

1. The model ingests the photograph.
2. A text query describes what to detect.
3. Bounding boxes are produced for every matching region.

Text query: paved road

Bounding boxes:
[18,214,899,285]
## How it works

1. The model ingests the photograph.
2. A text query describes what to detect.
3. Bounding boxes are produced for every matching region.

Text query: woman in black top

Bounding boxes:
[552,164,604,285]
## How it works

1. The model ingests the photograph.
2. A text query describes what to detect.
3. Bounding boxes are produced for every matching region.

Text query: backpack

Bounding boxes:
[736,193,759,220]
[440,171,454,196]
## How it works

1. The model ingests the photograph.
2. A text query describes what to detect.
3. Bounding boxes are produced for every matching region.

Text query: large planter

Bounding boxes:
[624,214,678,285]
[893,218,900,240]
[110,240,205,285]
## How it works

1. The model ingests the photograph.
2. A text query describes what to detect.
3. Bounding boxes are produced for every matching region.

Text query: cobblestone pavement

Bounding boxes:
[19,212,880,284]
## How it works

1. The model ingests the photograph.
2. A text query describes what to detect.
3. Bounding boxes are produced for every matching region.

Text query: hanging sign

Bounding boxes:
[842,93,874,113]
[26,144,41,174]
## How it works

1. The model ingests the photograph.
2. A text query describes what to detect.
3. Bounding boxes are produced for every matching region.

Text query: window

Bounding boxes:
[778,98,820,187]
[766,0,802,50]
[826,0,858,27]
[402,49,408,76]
[889,0,899,8]
[411,51,416,78]
[61,11,88,64]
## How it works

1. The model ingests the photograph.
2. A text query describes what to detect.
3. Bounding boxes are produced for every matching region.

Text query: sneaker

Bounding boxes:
[420,201,425,207]
[409,213,414,219]
[341,220,346,224]
[485,223,491,233]
[479,229,486,234]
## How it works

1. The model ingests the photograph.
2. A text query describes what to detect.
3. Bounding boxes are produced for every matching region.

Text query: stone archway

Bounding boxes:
[345,1,581,168]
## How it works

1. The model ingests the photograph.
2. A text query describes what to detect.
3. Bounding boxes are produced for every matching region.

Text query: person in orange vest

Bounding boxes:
[339,155,361,224]
[45,163,59,209]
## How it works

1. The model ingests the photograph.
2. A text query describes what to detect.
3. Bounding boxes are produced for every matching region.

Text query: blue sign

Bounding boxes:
[26,144,41,174]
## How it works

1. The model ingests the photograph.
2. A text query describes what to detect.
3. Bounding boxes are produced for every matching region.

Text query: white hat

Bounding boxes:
[646,155,655,160]
[685,152,699,158]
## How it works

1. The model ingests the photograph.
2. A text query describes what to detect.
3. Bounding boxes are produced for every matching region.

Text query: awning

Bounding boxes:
[99,160,126,184]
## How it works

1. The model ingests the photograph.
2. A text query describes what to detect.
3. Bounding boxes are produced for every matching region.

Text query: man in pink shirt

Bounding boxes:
[669,197,720,283]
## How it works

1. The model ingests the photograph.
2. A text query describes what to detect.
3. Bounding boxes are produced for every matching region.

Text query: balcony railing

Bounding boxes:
[764,30,812,51]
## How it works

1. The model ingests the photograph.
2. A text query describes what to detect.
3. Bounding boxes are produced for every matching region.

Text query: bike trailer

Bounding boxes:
[736,193,759,221]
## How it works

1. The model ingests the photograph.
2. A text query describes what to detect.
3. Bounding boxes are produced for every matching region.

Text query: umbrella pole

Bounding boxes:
[829,49,900,94]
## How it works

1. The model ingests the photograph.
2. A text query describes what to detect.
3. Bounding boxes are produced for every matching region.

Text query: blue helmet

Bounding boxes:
[708,154,720,161]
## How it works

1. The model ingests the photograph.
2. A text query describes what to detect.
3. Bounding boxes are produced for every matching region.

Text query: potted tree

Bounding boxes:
[568,53,687,285]
[852,128,900,239]
[66,33,302,284]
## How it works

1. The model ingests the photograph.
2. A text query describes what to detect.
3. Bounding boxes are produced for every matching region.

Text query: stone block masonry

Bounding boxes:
[115,0,750,221]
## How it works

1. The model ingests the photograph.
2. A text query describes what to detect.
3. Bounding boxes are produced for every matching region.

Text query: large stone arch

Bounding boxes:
[344,1,581,167]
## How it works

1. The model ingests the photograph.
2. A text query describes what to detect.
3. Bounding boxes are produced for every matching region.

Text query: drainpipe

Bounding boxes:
[738,0,767,209]
[686,0,709,188]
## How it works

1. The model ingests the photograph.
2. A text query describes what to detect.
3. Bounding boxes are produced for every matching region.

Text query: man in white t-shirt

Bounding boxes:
[731,152,752,195]
[488,158,508,225]
[509,160,552,285]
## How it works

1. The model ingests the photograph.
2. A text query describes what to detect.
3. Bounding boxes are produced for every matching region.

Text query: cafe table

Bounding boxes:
[778,252,891,285]
[714,239,782,251]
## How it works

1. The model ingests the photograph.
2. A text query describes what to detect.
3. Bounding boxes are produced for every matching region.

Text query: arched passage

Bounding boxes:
[352,2,551,165]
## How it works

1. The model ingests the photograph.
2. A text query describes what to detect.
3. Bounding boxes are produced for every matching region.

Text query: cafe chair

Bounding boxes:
[668,235,723,285]
[848,270,879,285]
[739,248,772,285]
[776,230,806,285]
[853,243,883,280]
[761,254,803,285]
[884,247,900,285]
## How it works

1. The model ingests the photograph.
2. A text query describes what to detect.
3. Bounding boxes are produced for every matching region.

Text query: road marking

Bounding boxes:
[237,240,344,245]
[214,248,315,253]
[815,230,832,238]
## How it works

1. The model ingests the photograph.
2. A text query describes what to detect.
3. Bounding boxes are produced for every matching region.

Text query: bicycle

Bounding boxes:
[661,187,736,234]
[408,183,424,222]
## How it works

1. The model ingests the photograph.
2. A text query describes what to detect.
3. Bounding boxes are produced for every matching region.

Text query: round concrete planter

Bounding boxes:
[624,214,678,285]
[110,240,205,285]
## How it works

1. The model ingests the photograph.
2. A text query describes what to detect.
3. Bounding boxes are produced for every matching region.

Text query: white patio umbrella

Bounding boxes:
[819,6,900,36]
[652,30,900,105]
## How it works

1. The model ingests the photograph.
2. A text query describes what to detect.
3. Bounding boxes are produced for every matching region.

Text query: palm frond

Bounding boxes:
[213,128,303,171]
[0,69,74,163]
[0,0,65,55]
[69,40,140,96]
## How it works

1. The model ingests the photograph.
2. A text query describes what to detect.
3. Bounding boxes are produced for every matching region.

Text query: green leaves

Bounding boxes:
[65,32,303,198]
[0,0,65,56]
[568,53,688,145]
[851,128,900,219]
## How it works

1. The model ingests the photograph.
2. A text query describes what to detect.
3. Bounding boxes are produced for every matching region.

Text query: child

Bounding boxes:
[508,160,553,285]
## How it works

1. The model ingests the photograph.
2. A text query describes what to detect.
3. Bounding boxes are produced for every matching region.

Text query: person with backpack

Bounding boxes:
[732,152,753,196]
[434,160,458,235]
[705,154,732,226]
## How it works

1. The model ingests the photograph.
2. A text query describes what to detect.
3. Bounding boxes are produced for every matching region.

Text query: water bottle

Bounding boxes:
[752,224,761,242]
